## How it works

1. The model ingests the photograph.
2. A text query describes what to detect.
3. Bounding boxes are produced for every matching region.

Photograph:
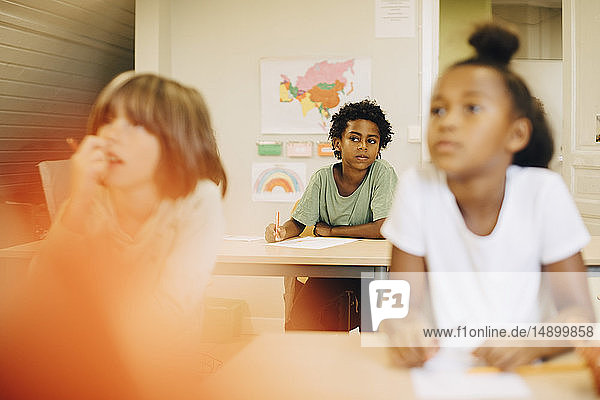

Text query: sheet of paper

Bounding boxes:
[223,235,265,242]
[410,369,530,399]
[375,0,416,38]
[266,237,358,250]
[251,162,307,203]
[410,349,531,399]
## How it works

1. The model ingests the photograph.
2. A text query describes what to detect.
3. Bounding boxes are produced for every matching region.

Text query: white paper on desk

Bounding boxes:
[266,237,358,250]
[223,235,265,242]
[410,369,530,399]
[410,348,530,399]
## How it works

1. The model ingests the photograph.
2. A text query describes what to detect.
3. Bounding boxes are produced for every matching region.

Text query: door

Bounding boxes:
[562,0,600,235]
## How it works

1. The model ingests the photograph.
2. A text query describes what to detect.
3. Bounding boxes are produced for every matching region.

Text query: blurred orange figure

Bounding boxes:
[0,72,227,399]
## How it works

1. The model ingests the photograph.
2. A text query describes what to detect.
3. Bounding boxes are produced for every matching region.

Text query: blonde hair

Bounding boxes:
[87,71,227,198]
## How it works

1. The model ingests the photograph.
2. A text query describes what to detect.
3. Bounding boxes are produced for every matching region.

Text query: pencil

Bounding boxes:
[275,211,280,241]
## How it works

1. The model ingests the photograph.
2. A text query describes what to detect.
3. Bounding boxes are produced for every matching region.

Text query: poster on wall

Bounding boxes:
[252,162,306,202]
[260,58,371,134]
[375,0,416,38]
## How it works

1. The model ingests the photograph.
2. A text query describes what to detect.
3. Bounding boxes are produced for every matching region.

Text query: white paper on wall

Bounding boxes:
[251,162,307,202]
[375,0,416,38]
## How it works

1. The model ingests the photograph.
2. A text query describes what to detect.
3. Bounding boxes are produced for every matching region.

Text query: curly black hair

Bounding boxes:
[328,99,394,160]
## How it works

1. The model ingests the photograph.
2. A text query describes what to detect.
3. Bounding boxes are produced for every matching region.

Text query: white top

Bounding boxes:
[381,165,590,331]
[32,180,224,325]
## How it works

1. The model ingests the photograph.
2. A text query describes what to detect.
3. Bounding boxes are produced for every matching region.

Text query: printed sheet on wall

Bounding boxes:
[252,162,306,202]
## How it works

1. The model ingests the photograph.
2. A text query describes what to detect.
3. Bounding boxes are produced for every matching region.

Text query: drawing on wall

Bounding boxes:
[260,58,372,133]
[252,162,306,202]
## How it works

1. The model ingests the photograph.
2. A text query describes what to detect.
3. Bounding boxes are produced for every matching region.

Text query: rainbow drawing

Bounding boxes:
[252,163,306,202]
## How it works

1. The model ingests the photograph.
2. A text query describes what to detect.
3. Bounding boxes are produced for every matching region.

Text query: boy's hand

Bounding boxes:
[313,222,332,237]
[265,223,286,243]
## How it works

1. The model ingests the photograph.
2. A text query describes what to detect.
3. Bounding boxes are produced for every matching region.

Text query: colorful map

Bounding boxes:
[261,58,371,133]
[279,60,355,129]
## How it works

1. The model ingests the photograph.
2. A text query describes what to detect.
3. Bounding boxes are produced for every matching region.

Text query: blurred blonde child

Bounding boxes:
[1,72,227,399]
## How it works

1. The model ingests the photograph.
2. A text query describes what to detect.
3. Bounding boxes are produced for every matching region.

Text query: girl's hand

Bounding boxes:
[69,135,109,204]
[265,223,286,243]
[380,317,439,368]
[313,222,332,237]
[60,135,108,232]
[473,344,546,370]
[578,347,600,395]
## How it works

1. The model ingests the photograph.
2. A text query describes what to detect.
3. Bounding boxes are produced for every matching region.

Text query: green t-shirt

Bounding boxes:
[292,159,398,227]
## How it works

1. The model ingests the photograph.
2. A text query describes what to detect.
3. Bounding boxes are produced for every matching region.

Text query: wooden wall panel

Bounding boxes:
[0,0,134,244]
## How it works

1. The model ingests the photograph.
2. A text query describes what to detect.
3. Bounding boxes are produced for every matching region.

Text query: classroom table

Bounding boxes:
[198,331,597,399]
[0,238,391,279]
[214,238,391,278]
[3,236,600,277]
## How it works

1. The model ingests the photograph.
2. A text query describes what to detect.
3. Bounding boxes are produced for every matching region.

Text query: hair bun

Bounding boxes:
[468,23,519,66]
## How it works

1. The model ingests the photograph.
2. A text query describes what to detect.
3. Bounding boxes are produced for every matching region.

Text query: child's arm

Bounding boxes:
[543,251,593,319]
[265,218,305,242]
[475,252,593,370]
[61,135,108,233]
[313,218,385,239]
[381,246,439,368]
[29,136,108,275]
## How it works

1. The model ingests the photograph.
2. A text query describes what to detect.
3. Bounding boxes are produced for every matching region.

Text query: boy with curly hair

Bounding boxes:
[265,99,398,331]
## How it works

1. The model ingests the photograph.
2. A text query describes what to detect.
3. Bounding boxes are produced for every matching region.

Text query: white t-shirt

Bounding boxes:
[381,165,590,331]
[33,180,224,322]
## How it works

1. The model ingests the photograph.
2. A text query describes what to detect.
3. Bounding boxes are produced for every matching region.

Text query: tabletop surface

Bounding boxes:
[216,238,391,266]
[3,236,600,267]
[199,332,597,400]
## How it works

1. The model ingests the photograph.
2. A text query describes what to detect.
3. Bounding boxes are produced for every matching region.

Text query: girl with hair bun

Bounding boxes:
[380,23,593,370]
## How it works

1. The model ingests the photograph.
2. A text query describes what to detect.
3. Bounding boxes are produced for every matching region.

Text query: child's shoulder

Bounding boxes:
[192,179,221,197]
[398,164,443,187]
[304,163,336,188]
[366,159,398,181]
[317,162,335,174]
[175,179,222,214]
[507,165,564,191]
[371,158,395,172]
[311,163,335,180]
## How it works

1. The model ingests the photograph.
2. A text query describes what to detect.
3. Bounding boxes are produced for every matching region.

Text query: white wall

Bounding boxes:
[493,4,562,60]
[136,0,423,235]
